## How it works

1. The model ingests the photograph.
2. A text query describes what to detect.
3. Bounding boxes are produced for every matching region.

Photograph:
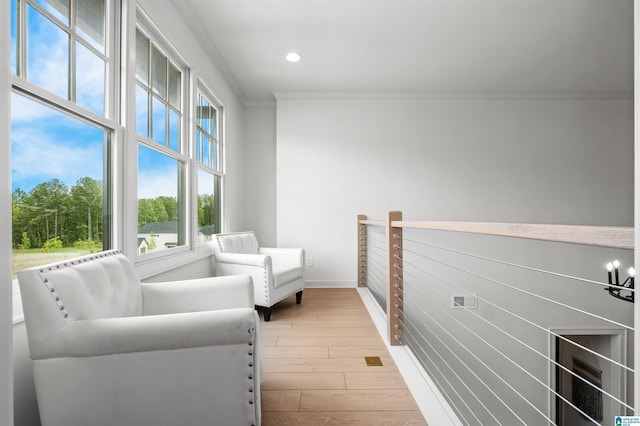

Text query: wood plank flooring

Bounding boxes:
[260,288,427,426]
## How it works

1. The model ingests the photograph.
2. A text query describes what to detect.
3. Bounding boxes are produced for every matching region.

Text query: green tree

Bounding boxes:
[28,179,70,243]
[71,177,103,242]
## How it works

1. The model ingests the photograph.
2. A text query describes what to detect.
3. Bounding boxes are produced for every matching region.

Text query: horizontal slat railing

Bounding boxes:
[359,212,635,426]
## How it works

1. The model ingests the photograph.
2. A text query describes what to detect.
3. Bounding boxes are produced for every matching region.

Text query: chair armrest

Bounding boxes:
[31,308,257,360]
[141,275,254,315]
[215,252,269,268]
[259,247,304,267]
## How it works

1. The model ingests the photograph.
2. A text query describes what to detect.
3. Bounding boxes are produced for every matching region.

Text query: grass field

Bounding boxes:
[12,249,92,279]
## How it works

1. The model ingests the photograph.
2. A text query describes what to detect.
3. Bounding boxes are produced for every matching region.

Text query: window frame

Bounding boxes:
[194,81,225,244]
[133,13,191,261]
[10,0,119,266]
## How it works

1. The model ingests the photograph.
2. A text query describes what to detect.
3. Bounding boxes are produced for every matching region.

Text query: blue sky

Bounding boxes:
[11,93,105,194]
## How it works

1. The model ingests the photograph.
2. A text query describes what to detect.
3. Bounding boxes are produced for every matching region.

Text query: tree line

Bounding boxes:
[12,177,216,250]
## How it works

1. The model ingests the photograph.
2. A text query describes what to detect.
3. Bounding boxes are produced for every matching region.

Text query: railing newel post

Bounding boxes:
[358,215,367,287]
[387,211,403,346]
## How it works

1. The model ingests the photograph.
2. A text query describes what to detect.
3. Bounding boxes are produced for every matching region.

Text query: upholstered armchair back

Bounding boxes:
[18,250,142,356]
[213,231,260,254]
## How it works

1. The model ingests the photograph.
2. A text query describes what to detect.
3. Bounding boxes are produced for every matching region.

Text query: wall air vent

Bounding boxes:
[452,294,477,309]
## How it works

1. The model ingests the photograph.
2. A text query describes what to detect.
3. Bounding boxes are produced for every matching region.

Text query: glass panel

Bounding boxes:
[76,41,105,116]
[137,145,180,254]
[151,45,167,97]
[135,29,149,85]
[202,134,209,167]
[196,93,202,128]
[168,63,180,109]
[152,96,166,145]
[197,168,215,245]
[195,128,202,163]
[11,92,108,277]
[11,0,17,75]
[135,84,149,137]
[202,97,209,133]
[27,5,69,99]
[76,0,105,52]
[210,108,216,138]
[34,0,69,25]
[169,109,179,152]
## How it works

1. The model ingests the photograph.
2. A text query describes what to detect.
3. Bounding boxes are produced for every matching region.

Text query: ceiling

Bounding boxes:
[175,0,634,105]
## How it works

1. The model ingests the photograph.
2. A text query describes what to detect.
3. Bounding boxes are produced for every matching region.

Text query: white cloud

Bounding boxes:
[137,170,178,199]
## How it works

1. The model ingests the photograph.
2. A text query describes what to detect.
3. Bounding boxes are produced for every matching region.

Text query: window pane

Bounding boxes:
[27,5,69,99]
[195,128,202,163]
[135,84,149,137]
[137,145,181,254]
[210,109,216,138]
[135,29,149,85]
[151,45,167,97]
[202,134,209,167]
[76,41,105,116]
[196,93,202,128]
[11,92,109,277]
[34,0,69,25]
[202,97,210,133]
[76,0,105,52]
[152,96,166,145]
[169,109,179,152]
[168,63,180,108]
[197,169,220,244]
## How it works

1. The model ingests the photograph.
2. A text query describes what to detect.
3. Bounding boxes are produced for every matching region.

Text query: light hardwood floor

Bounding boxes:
[260,288,428,426]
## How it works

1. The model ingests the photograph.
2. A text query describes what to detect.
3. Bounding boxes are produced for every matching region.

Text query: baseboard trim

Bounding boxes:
[304,280,357,288]
[357,287,462,426]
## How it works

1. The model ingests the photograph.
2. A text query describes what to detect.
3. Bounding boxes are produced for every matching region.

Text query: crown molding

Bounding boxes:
[272,90,633,101]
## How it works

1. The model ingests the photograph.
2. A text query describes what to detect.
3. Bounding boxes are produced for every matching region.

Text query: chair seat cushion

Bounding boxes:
[273,265,303,288]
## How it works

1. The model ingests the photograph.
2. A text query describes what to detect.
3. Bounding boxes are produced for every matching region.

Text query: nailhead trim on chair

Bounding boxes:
[36,250,123,319]
[247,325,256,425]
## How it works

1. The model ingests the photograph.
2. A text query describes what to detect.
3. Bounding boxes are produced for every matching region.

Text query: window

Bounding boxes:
[135,26,187,255]
[10,0,114,277]
[195,89,223,243]
[13,0,108,116]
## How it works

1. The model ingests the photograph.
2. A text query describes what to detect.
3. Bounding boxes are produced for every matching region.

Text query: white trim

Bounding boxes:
[357,287,462,426]
[273,90,633,101]
[136,245,213,280]
[304,280,357,288]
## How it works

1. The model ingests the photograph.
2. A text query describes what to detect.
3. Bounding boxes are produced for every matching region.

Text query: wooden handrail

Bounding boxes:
[390,221,634,250]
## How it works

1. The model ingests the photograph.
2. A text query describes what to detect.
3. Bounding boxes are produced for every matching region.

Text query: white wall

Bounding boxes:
[1,0,13,423]
[242,105,277,246]
[275,95,634,287]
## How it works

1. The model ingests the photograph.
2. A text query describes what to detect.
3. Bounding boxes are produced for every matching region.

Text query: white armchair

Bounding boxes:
[211,232,305,321]
[17,249,262,426]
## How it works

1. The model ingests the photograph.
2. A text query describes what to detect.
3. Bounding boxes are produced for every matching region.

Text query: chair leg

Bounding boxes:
[264,307,272,322]
[296,290,303,304]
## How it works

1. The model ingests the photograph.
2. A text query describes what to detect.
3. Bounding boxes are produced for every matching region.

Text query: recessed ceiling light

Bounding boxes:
[286,52,302,63]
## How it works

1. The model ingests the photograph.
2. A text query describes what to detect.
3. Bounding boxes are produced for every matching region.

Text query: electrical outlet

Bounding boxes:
[305,257,313,267]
